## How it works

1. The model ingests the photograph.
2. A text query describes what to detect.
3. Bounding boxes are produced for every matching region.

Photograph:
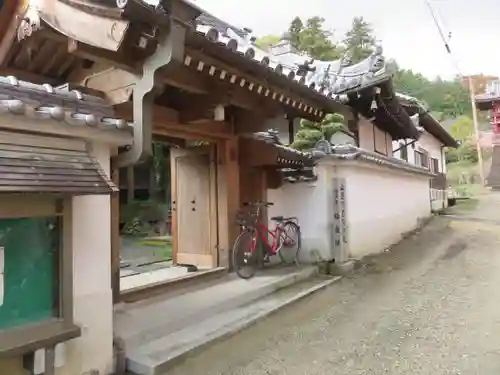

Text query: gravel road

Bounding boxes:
[165,194,500,375]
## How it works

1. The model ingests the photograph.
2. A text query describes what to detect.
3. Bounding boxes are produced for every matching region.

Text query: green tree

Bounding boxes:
[449,116,473,142]
[343,16,376,63]
[393,68,471,119]
[254,34,281,51]
[285,16,344,60]
[291,113,346,150]
[287,16,303,50]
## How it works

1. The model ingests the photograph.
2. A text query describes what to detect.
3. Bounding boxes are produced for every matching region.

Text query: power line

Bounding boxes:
[422,0,485,185]
[422,0,463,77]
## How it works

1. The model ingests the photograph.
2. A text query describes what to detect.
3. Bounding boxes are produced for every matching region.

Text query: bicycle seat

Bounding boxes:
[271,216,285,222]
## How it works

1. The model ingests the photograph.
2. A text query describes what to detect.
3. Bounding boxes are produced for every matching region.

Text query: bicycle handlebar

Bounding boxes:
[242,201,273,219]
[243,201,274,207]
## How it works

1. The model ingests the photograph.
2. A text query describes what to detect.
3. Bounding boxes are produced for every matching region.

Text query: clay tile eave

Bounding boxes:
[185,31,347,115]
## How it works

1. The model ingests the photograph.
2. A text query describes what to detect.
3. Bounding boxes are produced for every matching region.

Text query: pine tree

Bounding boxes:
[287,17,303,50]
[343,17,376,63]
[291,113,347,150]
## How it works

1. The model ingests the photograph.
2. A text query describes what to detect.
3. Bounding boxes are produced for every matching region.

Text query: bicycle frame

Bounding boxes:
[254,222,284,255]
[241,202,298,257]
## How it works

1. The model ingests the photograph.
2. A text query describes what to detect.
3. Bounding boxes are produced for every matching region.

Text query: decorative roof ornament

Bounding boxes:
[314,139,332,155]
[17,3,42,41]
[368,45,385,73]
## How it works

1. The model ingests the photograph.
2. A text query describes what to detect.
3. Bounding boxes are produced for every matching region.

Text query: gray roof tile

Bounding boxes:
[193,16,392,100]
[0,76,131,131]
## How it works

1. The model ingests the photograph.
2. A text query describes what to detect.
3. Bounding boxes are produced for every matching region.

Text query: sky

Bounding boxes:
[191,0,500,81]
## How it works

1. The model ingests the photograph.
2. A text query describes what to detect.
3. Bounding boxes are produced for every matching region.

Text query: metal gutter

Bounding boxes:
[115,0,200,167]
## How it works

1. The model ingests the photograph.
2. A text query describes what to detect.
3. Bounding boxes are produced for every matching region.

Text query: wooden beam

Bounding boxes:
[114,103,232,139]
[177,63,282,114]
[233,109,273,134]
[67,38,136,73]
[161,65,209,94]
[179,95,217,123]
[186,47,317,114]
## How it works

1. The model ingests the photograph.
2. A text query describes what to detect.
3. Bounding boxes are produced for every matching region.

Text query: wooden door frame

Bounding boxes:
[111,131,234,303]
[170,145,218,267]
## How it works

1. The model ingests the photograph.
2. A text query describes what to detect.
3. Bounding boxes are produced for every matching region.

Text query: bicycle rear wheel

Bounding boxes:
[232,228,260,279]
[278,221,301,265]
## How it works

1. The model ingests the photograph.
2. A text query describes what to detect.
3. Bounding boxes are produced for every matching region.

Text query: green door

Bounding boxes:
[0,217,59,329]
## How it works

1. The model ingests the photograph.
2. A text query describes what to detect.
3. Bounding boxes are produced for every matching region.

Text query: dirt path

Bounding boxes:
[164,194,500,375]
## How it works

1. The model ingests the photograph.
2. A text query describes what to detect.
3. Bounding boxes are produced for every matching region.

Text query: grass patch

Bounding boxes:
[445,197,479,215]
[455,198,479,211]
[136,238,172,259]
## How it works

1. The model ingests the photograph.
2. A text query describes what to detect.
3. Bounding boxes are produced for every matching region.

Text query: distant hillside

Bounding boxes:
[393,69,497,123]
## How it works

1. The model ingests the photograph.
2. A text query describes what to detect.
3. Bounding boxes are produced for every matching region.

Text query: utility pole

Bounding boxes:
[468,76,485,186]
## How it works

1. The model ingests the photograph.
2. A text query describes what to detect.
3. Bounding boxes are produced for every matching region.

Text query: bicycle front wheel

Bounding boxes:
[278,221,301,265]
[232,229,259,279]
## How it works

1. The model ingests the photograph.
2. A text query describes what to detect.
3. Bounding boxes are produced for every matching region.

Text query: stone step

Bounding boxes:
[126,275,341,375]
[116,266,318,349]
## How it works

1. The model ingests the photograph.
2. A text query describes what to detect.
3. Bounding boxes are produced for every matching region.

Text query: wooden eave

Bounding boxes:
[349,80,420,140]
[0,29,313,124]
[185,31,345,121]
[0,2,347,122]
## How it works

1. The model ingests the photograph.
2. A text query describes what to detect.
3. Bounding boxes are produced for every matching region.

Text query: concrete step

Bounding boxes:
[116,266,318,349]
[126,274,341,375]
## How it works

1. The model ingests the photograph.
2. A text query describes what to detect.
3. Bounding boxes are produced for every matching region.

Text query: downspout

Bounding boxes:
[288,116,295,145]
[111,15,187,375]
[115,18,186,167]
[441,144,446,211]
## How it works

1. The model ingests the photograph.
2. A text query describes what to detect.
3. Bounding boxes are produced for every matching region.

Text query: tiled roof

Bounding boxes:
[187,4,390,99]
[396,92,458,148]
[247,130,315,167]
[189,10,418,138]
[0,76,131,131]
[320,144,435,176]
[193,16,392,100]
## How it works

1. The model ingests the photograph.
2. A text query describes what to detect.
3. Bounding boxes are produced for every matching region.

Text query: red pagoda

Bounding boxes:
[476,80,500,188]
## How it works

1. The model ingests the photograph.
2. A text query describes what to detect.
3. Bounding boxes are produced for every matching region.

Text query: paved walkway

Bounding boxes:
[163,193,500,375]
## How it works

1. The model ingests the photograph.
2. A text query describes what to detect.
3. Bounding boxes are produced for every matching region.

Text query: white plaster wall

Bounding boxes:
[393,132,448,210]
[64,141,114,375]
[340,162,431,259]
[267,167,331,263]
[393,132,445,172]
[268,160,432,263]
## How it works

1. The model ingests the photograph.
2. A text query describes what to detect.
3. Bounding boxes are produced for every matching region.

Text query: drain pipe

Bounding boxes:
[115,18,187,167]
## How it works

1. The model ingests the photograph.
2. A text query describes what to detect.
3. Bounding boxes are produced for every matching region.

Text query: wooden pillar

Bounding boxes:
[217,136,240,269]
[110,159,121,303]
[126,166,134,203]
[148,159,157,200]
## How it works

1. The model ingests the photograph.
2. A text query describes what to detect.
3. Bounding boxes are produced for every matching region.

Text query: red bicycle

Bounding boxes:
[232,201,301,279]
